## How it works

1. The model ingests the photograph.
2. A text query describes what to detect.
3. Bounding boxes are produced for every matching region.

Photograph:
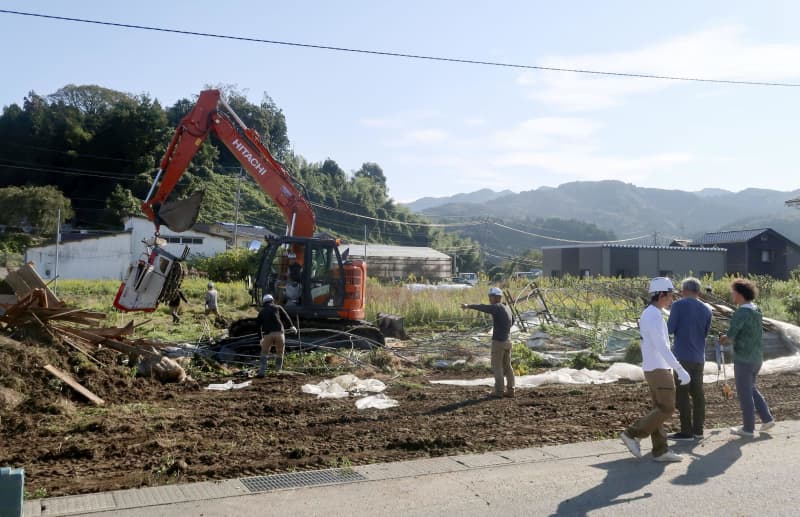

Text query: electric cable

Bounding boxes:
[2,9,799,88]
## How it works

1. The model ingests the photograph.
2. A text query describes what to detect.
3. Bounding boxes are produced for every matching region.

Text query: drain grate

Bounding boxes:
[241,469,366,493]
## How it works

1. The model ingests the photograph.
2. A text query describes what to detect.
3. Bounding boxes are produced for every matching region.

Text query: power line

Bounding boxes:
[3,9,800,88]
[492,222,650,244]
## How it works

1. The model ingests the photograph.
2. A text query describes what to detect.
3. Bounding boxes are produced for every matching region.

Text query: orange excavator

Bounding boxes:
[114,89,391,344]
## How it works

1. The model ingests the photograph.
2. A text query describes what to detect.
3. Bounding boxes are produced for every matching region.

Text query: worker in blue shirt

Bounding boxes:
[667,277,712,440]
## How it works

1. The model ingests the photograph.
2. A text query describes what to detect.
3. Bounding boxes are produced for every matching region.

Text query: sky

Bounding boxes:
[1,1,799,203]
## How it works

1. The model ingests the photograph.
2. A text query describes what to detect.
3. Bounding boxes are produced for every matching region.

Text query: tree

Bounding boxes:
[105,185,142,225]
[0,185,73,235]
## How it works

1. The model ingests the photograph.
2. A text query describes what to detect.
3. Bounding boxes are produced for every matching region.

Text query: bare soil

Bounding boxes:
[3,335,800,497]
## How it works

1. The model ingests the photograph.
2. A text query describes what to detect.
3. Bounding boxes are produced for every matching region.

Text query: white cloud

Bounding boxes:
[384,128,449,147]
[522,26,800,110]
[491,117,601,149]
[495,151,693,181]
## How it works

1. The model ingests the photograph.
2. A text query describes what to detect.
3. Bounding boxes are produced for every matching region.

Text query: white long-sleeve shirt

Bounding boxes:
[639,304,684,372]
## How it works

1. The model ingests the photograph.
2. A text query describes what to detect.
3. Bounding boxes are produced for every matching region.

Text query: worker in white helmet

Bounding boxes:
[461,286,515,398]
[204,282,220,317]
[620,277,691,463]
[256,294,296,377]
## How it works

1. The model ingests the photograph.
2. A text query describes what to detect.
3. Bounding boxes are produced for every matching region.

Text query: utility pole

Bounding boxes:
[232,167,243,249]
[363,224,367,259]
[54,208,61,295]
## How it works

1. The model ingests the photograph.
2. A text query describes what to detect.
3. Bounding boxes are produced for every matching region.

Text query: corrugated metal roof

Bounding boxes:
[541,244,726,252]
[338,244,451,259]
[692,229,769,245]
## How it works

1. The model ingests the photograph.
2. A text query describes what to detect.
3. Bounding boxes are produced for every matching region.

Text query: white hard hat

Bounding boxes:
[648,277,675,294]
[488,287,503,297]
[262,294,274,303]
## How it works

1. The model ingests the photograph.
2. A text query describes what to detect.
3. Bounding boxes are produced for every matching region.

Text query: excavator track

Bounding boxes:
[229,317,385,350]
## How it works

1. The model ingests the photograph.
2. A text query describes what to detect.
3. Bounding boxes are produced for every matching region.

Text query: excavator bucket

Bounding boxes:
[154,191,204,233]
[114,245,185,312]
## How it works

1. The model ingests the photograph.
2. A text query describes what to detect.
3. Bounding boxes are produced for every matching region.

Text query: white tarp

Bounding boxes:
[432,355,800,389]
[205,380,252,391]
[355,393,400,410]
[302,375,398,409]
[302,374,387,399]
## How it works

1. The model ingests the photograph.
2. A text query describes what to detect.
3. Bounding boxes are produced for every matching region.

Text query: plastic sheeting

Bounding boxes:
[432,355,800,389]
[302,375,398,409]
[205,380,252,391]
[355,393,400,410]
[302,374,387,399]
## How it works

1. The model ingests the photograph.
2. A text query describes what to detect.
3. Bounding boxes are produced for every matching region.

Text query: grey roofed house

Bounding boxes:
[337,243,452,282]
[193,222,277,249]
[542,243,726,279]
[689,228,800,280]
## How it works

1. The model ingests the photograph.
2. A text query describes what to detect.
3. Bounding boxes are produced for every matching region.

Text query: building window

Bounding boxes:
[761,250,772,263]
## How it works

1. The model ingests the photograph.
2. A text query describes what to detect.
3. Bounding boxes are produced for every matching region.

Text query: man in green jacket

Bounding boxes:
[720,278,776,437]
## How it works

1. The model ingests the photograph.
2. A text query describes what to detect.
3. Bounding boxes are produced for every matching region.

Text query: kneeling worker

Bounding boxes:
[257,294,296,377]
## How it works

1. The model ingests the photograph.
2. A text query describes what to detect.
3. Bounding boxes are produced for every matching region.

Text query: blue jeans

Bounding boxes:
[734,361,773,432]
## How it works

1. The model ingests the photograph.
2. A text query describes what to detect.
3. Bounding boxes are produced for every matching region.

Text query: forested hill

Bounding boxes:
[417,181,800,244]
[0,84,481,269]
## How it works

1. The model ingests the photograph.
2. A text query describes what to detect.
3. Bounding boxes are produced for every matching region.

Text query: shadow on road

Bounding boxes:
[671,433,772,486]
[551,457,667,516]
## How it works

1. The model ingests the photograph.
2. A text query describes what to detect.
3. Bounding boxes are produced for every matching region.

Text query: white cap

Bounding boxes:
[262,294,274,303]
[648,277,675,294]
[488,287,503,297]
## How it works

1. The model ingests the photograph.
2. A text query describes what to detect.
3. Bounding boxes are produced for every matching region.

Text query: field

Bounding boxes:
[2,275,800,498]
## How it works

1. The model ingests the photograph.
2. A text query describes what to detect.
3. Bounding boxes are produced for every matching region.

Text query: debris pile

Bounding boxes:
[0,264,187,410]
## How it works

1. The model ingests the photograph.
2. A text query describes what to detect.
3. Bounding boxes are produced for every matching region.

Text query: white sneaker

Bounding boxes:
[653,450,684,462]
[760,420,776,432]
[620,431,642,458]
[730,426,755,437]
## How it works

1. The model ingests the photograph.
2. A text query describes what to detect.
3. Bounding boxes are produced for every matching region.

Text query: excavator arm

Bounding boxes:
[115,89,316,312]
[142,89,315,238]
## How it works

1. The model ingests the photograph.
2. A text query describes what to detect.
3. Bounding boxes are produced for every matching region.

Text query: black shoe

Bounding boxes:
[668,432,695,441]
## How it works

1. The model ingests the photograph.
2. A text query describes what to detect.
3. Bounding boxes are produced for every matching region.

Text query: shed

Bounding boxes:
[338,244,452,282]
[24,217,227,281]
[690,228,800,279]
[542,244,726,279]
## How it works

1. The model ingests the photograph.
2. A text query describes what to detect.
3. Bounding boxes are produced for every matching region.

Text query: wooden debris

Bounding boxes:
[43,364,105,406]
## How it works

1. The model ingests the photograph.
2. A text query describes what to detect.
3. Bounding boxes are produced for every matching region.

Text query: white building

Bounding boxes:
[25,217,227,280]
[338,243,452,282]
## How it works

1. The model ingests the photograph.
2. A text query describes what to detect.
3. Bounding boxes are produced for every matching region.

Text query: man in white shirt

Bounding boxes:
[620,277,691,462]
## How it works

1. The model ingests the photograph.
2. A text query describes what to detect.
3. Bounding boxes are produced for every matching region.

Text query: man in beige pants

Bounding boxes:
[620,277,691,462]
[462,286,515,398]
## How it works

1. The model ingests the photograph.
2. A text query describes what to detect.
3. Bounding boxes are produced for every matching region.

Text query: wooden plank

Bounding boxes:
[16,263,61,306]
[43,364,105,405]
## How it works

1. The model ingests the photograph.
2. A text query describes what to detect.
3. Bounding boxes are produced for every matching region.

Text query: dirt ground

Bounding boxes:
[3,335,800,497]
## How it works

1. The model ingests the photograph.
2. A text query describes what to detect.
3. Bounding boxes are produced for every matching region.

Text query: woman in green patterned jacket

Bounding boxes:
[719,278,776,437]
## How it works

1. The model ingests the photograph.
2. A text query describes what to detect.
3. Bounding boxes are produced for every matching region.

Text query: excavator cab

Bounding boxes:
[254,236,347,319]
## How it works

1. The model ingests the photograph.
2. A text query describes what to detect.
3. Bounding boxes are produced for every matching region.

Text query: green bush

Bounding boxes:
[785,293,800,326]
[188,248,259,282]
[623,340,643,364]
[571,351,600,370]
[512,342,546,375]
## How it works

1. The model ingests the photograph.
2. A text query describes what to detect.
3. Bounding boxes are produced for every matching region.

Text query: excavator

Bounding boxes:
[113,89,397,345]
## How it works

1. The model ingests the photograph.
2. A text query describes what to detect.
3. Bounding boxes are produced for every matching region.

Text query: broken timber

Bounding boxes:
[43,364,105,406]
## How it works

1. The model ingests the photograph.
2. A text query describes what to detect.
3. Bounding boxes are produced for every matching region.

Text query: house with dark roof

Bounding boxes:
[542,244,726,279]
[689,228,800,279]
